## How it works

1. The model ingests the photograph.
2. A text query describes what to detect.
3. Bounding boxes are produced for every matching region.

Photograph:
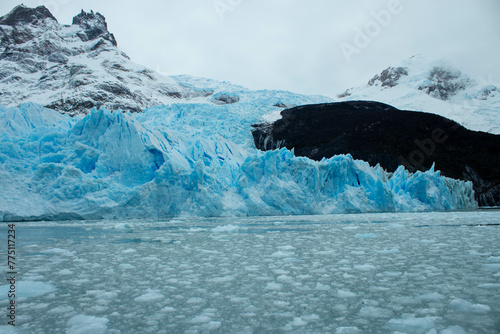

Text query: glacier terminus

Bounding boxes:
[0,100,477,221]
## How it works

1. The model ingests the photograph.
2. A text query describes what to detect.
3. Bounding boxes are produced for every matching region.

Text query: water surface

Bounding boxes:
[1,211,499,333]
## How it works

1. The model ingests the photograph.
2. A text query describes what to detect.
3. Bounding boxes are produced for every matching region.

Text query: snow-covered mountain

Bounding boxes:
[0,5,214,115]
[337,55,500,134]
[0,5,334,118]
[1,6,497,135]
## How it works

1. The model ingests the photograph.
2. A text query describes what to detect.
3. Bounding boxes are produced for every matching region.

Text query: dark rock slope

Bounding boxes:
[252,101,500,206]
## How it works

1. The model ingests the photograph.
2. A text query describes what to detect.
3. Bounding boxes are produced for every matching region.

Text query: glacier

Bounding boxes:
[0,97,477,221]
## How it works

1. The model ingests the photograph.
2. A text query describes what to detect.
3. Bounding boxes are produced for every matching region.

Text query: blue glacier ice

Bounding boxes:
[0,94,477,221]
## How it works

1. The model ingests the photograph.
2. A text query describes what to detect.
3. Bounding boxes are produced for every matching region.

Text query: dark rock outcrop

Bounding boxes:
[273,102,297,108]
[368,66,408,87]
[418,66,471,100]
[72,9,117,46]
[213,93,239,105]
[252,101,500,206]
[337,89,351,98]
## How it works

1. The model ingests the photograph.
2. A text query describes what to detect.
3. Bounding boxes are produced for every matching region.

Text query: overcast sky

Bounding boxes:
[1,0,499,97]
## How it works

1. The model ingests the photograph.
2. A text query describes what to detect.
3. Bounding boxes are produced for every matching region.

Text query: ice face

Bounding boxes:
[0,102,476,220]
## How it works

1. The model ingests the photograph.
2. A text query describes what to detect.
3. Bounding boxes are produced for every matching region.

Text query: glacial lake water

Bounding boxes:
[1,210,499,334]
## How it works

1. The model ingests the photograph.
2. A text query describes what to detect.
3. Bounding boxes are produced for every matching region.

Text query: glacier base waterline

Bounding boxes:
[0,102,477,221]
[1,211,499,333]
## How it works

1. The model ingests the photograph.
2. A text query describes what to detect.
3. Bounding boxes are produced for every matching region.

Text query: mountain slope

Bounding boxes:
[0,6,497,138]
[337,55,500,134]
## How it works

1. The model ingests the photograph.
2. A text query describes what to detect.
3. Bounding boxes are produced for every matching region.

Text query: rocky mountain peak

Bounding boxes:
[73,9,106,27]
[0,5,203,116]
[0,4,57,26]
[72,9,117,46]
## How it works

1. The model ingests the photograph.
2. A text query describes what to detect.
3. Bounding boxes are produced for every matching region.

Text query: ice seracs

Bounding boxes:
[0,102,477,221]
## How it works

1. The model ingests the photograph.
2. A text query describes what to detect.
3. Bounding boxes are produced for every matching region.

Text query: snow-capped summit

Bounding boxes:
[0,5,209,115]
[337,55,500,134]
[0,4,56,26]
